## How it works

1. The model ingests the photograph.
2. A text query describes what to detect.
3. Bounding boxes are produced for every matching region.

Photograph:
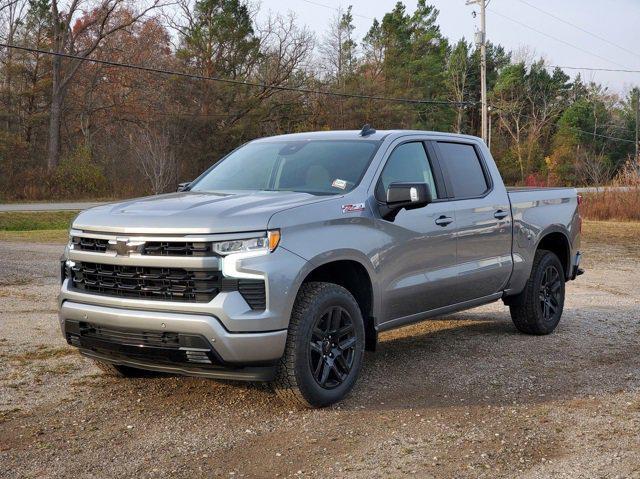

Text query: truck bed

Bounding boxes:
[503,185,580,295]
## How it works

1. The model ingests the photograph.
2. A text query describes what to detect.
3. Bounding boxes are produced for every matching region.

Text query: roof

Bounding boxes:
[253,129,481,143]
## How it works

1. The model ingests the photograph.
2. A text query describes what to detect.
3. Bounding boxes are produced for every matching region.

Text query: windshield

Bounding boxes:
[189,140,380,195]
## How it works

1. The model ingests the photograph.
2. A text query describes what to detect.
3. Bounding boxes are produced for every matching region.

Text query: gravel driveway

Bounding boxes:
[1,222,639,478]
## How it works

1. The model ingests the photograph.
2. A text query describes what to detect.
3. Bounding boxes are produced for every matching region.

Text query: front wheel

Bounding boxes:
[274,282,365,408]
[509,249,566,335]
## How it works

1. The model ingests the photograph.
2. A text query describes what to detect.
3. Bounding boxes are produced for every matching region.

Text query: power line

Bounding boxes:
[514,0,640,61]
[487,8,630,70]
[565,126,635,144]
[0,42,472,107]
[545,65,640,74]
[490,105,635,144]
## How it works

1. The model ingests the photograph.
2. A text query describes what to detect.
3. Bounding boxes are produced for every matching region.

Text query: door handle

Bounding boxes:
[435,215,453,227]
[494,210,509,220]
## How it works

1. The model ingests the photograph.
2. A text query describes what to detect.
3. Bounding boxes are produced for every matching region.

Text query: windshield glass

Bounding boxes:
[189,140,380,195]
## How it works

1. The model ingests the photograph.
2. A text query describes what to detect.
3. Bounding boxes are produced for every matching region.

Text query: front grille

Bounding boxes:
[142,242,213,257]
[80,323,181,348]
[70,262,222,302]
[65,320,221,367]
[68,261,266,308]
[72,236,108,252]
[71,237,214,256]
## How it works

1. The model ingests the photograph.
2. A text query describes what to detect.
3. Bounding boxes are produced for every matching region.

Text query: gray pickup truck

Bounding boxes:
[59,128,583,407]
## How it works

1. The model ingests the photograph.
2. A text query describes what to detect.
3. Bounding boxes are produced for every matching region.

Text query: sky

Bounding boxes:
[257,0,640,95]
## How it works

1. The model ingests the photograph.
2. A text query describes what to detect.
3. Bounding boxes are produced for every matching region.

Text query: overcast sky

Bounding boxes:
[258,0,640,95]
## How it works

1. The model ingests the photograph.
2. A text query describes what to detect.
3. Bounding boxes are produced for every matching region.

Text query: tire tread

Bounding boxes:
[274,282,362,408]
[509,249,564,335]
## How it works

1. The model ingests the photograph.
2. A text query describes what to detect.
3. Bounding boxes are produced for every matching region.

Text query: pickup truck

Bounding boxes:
[59,128,583,407]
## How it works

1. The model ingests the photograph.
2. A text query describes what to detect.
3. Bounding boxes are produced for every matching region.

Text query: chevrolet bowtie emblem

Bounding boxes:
[108,237,145,256]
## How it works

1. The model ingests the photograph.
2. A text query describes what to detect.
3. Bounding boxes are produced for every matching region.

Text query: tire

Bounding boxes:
[274,282,366,408]
[509,249,566,335]
[91,359,157,378]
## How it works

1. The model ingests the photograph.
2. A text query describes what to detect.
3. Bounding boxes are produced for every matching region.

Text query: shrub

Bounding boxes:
[51,146,108,199]
[581,158,640,221]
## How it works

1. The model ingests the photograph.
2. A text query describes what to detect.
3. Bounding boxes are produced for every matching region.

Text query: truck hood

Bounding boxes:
[72,191,332,234]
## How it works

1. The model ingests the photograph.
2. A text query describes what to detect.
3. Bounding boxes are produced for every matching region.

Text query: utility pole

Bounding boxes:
[636,90,640,164]
[488,106,492,150]
[467,0,488,143]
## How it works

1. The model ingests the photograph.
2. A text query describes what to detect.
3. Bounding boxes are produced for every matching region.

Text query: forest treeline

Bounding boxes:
[0,0,638,200]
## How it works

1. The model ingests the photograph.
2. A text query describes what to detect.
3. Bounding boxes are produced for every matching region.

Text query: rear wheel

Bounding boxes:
[274,282,365,408]
[509,249,565,335]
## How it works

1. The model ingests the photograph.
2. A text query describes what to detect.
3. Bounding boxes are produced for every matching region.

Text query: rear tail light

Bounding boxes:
[577,194,583,233]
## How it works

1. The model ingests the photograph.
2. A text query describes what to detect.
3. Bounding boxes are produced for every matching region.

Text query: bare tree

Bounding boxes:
[130,126,176,195]
[319,6,356,128]
[47,0,166,171]
[447,39,470,133]
[577,147,612,188]
[319,6,356,82]
[0,0,28,130]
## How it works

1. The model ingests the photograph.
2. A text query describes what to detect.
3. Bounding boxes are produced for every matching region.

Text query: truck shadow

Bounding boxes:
[347,307,640,411]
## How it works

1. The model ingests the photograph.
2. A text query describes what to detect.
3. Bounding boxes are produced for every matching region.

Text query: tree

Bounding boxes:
[319,5,356,128]
[446,38,471,133]
[131,125,176,194]
[46,0,164,170]
[492,62,569,182]
[0,0,28,131]
[320,5,356,82]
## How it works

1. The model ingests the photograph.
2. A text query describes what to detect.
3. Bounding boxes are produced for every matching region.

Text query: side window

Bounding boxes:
[437,142,488,198]
[378,142,438,199]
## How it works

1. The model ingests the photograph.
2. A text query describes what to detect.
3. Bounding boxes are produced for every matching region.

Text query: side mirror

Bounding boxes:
[177,182,191,192]
[380,182,431,220]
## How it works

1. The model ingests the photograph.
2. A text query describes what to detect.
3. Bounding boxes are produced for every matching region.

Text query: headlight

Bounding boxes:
[213,230,280,256]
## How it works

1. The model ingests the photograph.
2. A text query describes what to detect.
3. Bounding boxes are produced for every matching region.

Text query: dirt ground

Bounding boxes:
[1,221,639,478]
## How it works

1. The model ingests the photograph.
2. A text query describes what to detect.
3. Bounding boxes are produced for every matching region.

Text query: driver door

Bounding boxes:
[374,141,458,324]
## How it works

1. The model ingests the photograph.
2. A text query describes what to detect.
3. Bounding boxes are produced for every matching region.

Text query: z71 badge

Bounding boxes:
[341,203,365,213]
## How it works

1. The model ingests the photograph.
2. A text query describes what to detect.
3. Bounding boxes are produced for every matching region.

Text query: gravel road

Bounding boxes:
[1,222,639,478]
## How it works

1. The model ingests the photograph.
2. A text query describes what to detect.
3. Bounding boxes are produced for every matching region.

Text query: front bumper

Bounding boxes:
[60,301,287,362]
[58,231,311,379]
[59,301,286,381]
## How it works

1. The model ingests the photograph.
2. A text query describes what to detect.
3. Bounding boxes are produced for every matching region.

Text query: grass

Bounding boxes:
[581,189,640,222]
[0,211,78,231]
[581,220,640,264]
[0,211,76,243]
[0,229,70,243]
[582,219,640,245]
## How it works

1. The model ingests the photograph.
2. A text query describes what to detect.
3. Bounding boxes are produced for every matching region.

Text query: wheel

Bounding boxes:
[509,249,566,335]
[274,282,365,408]
[91,359,157,378]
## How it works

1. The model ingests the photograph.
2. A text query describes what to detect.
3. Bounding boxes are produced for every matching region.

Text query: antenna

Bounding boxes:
[360,124,376,137]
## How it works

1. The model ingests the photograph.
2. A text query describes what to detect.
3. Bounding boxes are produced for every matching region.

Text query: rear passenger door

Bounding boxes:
[433,141,513,303]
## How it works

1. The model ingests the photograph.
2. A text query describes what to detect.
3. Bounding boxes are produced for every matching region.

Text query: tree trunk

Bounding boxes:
[47,56,63,170]
[47,95,63,170]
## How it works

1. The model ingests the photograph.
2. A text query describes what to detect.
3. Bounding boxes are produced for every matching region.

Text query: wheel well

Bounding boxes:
[302,260,377,351]
[537,232,570,278]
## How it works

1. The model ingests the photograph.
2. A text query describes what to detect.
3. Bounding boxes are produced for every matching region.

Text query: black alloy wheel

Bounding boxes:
[509,249,566,335]
[539,264,562,321]
[309,306,357,389]
[274,282,365,408]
